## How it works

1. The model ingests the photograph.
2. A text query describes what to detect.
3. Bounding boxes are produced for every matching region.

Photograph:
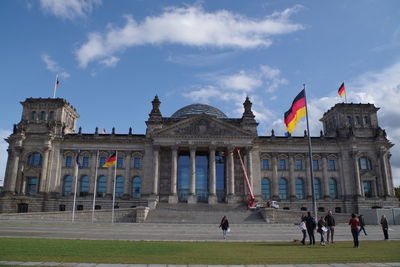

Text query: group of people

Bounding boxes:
[219,212,391,245]
[348,213,390,248]
[299,211,390,248]
[299,211,336,246]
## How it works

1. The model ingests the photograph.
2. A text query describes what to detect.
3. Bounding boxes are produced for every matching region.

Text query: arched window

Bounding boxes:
[329,178,338,199]
[261,178,271,200]
[314,178,322,199]
[40,111,46,120]
[80,176,90,196]
[27,152,42,167]
[97,176,107,197]
[278,178,288,200]
[115,176,124,197]
[359,157,372,170]
[31,111,36,120]
[295,178,305,199]
[132,177,142,199]
[62,175,73,196]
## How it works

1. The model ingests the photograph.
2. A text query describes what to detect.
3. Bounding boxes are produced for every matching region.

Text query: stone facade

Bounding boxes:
[0,96,398,215]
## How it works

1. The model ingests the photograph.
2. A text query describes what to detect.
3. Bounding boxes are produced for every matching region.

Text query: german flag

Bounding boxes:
[338,82,345,97]
[284,89,306,134]
[103,153,116,168]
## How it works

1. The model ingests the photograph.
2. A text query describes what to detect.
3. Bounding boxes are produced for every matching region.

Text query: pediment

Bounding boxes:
[153,114,252,137]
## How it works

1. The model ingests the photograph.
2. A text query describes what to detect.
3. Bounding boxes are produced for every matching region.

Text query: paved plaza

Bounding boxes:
[0,221,399,242]
[0,221,399,266]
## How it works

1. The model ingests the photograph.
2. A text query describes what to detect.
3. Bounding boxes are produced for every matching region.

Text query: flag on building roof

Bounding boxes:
[102,128,107,134]
[102,153,116,168]
[338,82,345,97]
[284,89,306,134]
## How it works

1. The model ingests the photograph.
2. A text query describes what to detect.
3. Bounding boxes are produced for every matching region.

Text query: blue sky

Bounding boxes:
[1,0,400,187]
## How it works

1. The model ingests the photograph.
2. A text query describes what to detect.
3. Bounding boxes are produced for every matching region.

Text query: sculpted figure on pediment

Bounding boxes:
[174,119,234,136]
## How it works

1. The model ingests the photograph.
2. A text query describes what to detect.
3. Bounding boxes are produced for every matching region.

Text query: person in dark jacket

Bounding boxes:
[358,214,367,236]
[380,215,389,240]
[325,210,336,243]
[305,211,316,245]
[219,216,230,239]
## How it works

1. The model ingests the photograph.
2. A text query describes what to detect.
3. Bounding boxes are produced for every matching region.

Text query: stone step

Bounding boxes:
[145,203,265,224]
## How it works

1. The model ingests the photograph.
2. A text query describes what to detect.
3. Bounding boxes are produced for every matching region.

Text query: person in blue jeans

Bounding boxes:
[219,216,229,239]
[349,213,360,248]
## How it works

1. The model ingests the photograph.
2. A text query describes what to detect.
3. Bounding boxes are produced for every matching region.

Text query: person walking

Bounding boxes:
[380,215,389,240]
[325,210,336,243]
[305,211,316,245]
[349,213,360,248]
[358,214,367,236]
[317,216,327,246]
[298,216,307,245]
[219,216,230,239]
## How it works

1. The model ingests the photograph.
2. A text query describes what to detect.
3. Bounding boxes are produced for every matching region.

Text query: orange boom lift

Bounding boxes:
[223,148,255,208]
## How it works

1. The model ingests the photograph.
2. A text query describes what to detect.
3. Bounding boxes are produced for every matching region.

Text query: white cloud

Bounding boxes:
[100,56,120,68]
[75,5,304,68]
[41,54,70,79]
[218,71,262,92]
[39,0,101,20]
[182,64,285,125]
[0,129,11,186]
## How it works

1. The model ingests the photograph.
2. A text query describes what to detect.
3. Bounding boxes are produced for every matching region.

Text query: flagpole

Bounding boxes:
[344,81,348,103]
[303,84,317,219]
[53,74,59,98]
[111,150,117,224]
[72,150,80,223]
[91,150,99,223]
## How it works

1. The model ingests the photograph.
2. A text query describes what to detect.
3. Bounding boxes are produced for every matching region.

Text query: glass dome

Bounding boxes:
[171,104,227,119]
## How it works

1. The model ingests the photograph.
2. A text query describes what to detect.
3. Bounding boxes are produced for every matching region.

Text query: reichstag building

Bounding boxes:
[1,96,398,214]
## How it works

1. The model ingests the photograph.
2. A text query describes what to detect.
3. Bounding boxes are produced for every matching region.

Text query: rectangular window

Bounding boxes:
[278,159,286,170]
[261,159,270,170]
[117,157,124,168]
[26,177,38,195]
[312,159,320,170]
[295,159,303,170]
[65,156,72,167]
[82,156,90,168]
[99,157,106,167]
[329,160,336,170]
[133,157,141,169]
[363,181,372,198]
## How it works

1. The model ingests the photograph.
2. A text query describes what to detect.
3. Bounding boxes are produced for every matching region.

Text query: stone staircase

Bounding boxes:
[145,202,265,224]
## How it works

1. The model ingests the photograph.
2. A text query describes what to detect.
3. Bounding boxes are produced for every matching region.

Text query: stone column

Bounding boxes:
[271,153,279,199]
[227,147,236,203]
[169,146,178,204]
[305,157,312,199]
[152,146,160,195]
[124,153,131,196]
[39,146,51,193]
[4,147,22,193]
[246,147,254,194]
[322,155,330,199]
[379,149,390,197]
[289,154,295,200]
[89,151,97,194]
[208,147,217,204]
[352,151,362,196]
[188,146,197,204]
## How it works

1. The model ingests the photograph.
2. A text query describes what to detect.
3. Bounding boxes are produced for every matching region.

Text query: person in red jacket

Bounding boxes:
[349,213,360,248]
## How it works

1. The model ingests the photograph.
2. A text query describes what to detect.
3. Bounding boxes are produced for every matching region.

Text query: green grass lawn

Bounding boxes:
[0,238,399,264]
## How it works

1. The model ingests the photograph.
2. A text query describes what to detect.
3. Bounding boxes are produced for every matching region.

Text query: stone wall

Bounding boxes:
[0,207,150,223]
